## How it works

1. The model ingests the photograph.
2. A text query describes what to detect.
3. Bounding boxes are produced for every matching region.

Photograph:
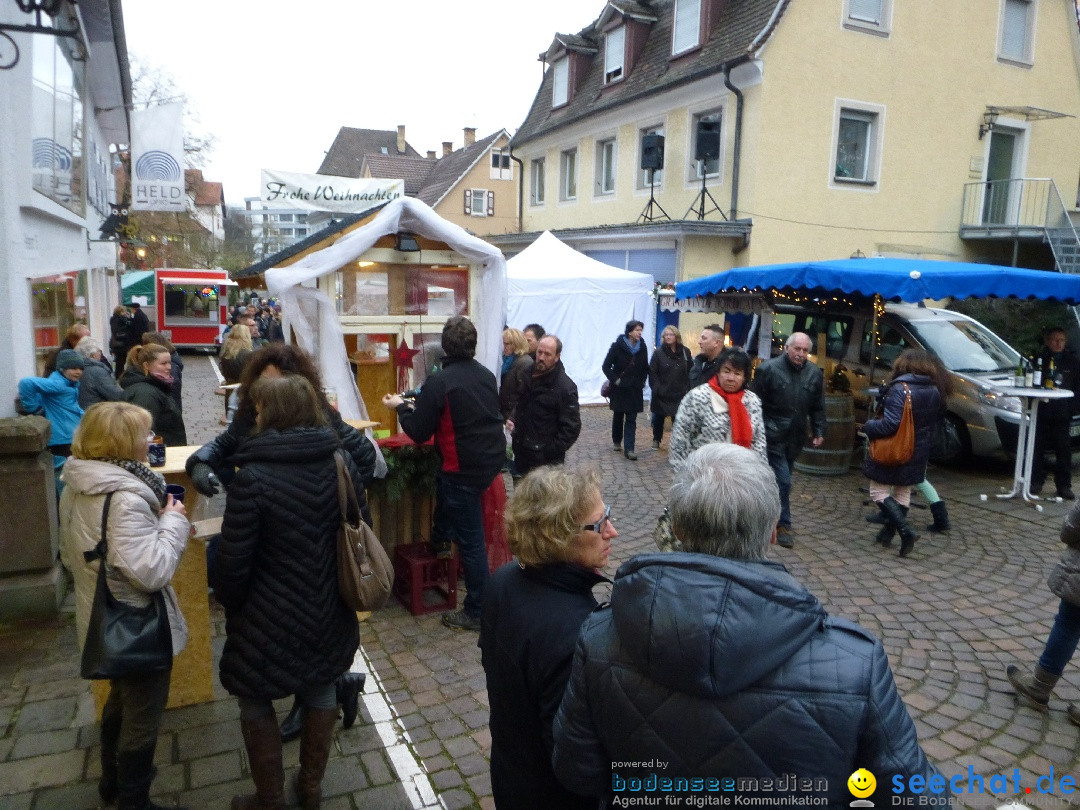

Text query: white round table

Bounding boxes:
[989,385,1074,503]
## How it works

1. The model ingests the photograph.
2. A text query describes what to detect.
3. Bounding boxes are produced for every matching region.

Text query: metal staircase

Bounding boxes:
[1040,181,1080,329]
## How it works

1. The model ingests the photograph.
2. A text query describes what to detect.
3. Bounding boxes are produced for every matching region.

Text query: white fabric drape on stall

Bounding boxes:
[264,197,507,476]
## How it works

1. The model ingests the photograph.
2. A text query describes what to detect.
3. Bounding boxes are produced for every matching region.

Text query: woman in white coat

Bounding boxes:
[59,402,189,810]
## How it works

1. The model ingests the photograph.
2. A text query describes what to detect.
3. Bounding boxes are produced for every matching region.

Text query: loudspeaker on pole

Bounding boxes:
[641,134,665,170]
[695,120,720,161]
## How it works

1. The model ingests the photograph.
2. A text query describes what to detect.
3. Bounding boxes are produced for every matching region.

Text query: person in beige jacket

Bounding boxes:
[59,402,189,810]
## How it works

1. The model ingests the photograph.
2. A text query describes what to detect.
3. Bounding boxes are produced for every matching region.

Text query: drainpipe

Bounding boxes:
[723,60,747,221]
[509,151,525,233]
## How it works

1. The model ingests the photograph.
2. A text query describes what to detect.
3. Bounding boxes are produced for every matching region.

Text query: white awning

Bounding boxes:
[159,277,239,286]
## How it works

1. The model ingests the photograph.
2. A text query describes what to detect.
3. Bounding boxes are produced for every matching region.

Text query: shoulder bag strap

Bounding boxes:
[83,492,114,563]
[334,451,360,526]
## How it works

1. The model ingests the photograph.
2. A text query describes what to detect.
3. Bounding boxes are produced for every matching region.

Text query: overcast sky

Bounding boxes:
[121,0,603,206]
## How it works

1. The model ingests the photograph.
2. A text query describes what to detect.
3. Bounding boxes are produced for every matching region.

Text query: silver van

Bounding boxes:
[753,302,1079,461]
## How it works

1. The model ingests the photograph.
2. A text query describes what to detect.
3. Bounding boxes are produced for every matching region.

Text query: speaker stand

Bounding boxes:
[684,162,728,221]
[637,170,671,224]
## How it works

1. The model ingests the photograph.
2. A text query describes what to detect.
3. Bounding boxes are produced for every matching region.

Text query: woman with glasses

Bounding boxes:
[479,467,616,809]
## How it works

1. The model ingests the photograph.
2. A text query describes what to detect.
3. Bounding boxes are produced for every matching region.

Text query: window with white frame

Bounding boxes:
[833,105,883,184]
[464,188,493,217]
[530,158,546,205]
[560,149,578,200]
[638,127,664,189]
[605,25,626,84]
[691,110,722,180]
[552,58,569,107]
[490,149,512,180]
[31,32,85,215]
[596,139,617,195]
[844,0,891,35]
[999,0,1034,63]
[672,0,702,55]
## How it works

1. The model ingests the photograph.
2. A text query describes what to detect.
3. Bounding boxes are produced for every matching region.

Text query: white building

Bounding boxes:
[0,0,131,391]
[243,197,310,259]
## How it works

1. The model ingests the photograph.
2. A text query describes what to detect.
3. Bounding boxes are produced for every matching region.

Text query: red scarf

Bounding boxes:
[707,377,753,449]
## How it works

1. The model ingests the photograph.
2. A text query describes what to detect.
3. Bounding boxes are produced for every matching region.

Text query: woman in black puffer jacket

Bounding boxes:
[863,349,950,558]
[601,320,650,461]
[215,374,360,810]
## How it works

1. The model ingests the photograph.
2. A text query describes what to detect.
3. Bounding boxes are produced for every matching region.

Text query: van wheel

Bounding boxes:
[931,414,970,465]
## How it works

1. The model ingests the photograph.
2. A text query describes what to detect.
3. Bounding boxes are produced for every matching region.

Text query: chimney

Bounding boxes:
[396,125,406,154]
[426,150,436,159]
[442,141,453,157]
[463,127,476,147]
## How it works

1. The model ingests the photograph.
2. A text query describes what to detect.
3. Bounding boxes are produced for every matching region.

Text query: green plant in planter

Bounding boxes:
[368,444,440,502]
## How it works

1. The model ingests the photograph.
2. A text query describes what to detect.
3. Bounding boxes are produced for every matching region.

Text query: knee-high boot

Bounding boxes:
[296,707,338,809]
[233,713,285,810]
[873,501,896,546]
[98,701,122,804]
[880,497,918,557]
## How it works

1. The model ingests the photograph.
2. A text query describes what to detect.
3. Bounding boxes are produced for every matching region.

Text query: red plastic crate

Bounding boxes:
[393,543,458,616]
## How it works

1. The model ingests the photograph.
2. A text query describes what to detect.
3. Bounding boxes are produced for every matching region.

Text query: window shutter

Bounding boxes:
[487,190,495,216]
[672,0,701,54]
[552,59,569,107]
[848,0,881,23]
[1001,0,1030,60]
[605,26,625,80]
[464,189,472,215]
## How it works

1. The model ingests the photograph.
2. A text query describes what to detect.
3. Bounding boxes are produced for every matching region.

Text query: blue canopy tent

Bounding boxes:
[675,257,1080,305]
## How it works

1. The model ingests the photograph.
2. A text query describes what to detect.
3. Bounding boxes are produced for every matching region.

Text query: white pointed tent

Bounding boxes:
[507,232,655,405]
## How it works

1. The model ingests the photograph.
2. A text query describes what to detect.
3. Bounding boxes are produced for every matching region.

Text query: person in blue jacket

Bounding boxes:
[552,443,943,808]
[17,349,86,495]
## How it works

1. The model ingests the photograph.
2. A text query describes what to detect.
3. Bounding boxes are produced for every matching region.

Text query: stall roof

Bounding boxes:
[675,258,1080,305]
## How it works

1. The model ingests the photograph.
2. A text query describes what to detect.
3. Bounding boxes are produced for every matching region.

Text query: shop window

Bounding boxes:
[31,32,85,215]
[163,284,219,323]
[336,264,470,318]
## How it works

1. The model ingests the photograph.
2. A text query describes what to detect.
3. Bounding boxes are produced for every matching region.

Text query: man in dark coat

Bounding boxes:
[510,335,581,476]
[128,302,150,347]
[687,323,724,388]
[552,443,944,808]
[748,331,826,547]
[1032,326,1080,500]
[384,316,505,632]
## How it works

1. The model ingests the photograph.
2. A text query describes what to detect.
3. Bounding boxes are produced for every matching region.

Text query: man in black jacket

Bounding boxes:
[1033,326,1080,500]
[748,332,826,548]
[510,335,581,476]
[687,323,724,388]
[384,316,505,632]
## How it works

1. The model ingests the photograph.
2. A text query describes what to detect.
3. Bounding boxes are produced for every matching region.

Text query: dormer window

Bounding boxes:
[672,0,702,55]
[552,58,569,107]
[604,26,626,84]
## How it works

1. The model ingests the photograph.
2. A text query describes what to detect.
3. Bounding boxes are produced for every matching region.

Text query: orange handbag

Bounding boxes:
[869,383,914,466]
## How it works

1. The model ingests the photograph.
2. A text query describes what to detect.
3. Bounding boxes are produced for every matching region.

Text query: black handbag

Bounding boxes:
[80,493,173,680]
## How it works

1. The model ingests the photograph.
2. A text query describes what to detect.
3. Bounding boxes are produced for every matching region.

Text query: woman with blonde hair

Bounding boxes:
[220,324,255,384]
[499,327,534,421]
[480,466,617,809]
[59,401,189,809]
[119,344,187,446]
[215,374,359,810]
[648,325,692,449]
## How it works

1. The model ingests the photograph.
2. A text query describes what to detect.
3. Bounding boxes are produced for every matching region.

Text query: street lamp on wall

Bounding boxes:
[978,109,999,140]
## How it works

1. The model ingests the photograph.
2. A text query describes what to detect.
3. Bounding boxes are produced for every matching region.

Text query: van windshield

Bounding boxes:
[906,319,1019,373]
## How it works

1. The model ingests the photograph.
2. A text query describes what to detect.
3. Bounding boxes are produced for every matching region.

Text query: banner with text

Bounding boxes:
[130,103,186,211]
[260,169,404,213]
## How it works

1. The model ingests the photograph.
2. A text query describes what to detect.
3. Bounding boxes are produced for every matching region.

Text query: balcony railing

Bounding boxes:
[960,178,1061,231]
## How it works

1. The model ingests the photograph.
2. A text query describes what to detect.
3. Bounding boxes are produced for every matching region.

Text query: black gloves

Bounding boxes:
[190,463,221,496]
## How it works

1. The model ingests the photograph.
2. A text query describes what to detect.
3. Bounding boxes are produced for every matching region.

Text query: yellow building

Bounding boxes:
[497,0,1080,306]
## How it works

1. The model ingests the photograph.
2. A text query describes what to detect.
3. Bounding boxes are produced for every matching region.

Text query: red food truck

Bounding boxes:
[121,268,236,351]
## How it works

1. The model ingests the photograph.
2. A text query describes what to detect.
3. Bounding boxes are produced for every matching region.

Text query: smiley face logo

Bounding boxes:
[848,768,876,798]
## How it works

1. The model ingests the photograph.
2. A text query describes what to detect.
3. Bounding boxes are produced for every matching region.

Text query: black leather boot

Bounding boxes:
[873,502,895,546]
[926,501,950,533]
[98,701,122,804]
[880,497,918,557]
[279,699,303,743]
[116,743,174,810]
[335,672,366,729]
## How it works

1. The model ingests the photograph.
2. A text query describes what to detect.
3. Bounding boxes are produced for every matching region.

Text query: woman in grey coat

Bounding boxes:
[74,336,123,408]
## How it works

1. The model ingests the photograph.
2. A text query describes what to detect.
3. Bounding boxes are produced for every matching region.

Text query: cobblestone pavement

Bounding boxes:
[2,354,1079,809]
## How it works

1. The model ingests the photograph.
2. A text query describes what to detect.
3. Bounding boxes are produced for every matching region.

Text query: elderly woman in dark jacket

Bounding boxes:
[1006,498,1080,719]
[602,320,650,460]
[215,374,359,810]
[647,325,692,449]
[73,337,123,408]
[481,466,616,809]
[552,443,942,806]
[862,349,949,558]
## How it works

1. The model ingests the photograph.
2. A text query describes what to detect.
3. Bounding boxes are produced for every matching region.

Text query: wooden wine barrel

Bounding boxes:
[794,393,857,476]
